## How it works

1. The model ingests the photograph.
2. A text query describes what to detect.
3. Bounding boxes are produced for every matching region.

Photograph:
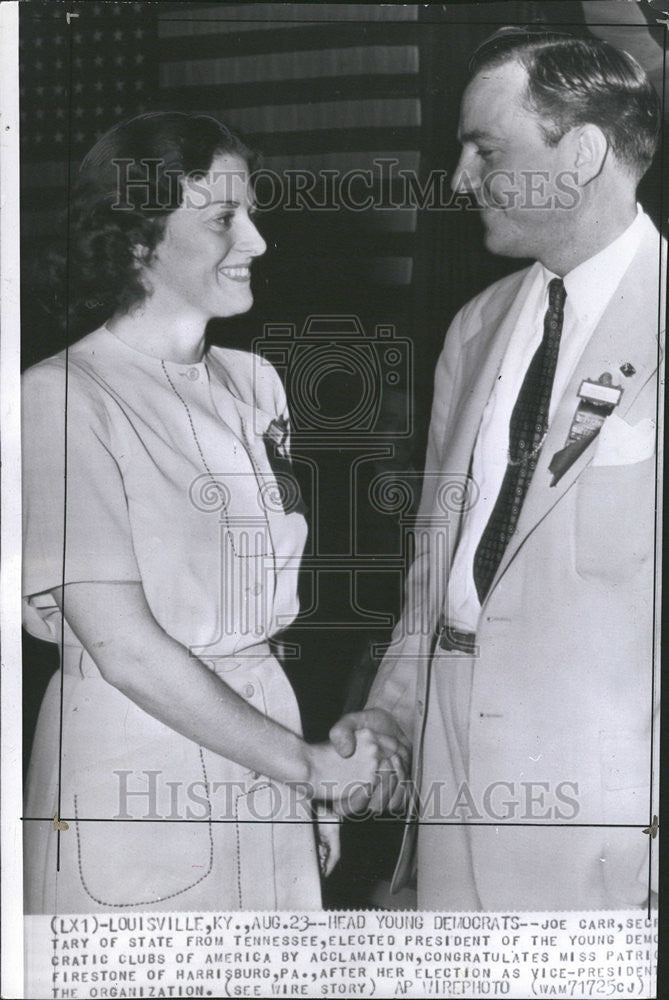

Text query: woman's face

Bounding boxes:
[140,152,266,322]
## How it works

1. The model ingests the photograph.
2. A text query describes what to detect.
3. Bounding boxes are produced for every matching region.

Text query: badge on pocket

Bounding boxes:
[568,373,623,444]
[549,373,623,486]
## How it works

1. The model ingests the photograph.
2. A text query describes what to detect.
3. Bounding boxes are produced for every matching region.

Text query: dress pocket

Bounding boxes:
[574,456,655,580]
[71,738,213,908]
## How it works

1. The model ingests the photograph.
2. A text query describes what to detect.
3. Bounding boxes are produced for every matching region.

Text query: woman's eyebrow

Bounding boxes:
[206,199,259,212]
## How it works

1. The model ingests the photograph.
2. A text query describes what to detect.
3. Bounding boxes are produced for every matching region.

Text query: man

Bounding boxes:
[332,28,664,910]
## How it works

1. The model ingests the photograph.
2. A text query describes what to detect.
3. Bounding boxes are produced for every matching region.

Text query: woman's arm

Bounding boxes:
[52,580,383,805]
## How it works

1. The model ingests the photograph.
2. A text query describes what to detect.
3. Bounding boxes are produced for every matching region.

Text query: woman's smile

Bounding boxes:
[218,263,252,282]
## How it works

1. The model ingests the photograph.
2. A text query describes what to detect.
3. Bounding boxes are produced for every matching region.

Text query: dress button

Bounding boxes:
[187,368,199,381]
[250,583,263,596]
[243,683,255,698]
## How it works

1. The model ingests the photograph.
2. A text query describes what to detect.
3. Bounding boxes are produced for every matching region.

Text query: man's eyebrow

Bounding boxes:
[458,128,504,144]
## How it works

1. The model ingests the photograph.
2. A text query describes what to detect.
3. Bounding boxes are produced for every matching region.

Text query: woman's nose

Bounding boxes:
[240,217,267,258]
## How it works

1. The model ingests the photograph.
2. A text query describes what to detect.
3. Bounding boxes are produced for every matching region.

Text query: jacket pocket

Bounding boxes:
[598,731,652,906]
[599,731,650,805]
[574,456,655,580]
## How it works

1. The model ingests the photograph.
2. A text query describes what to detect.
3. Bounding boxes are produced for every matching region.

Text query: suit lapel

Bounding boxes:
[482,225,663,602]
[433,266,538,569]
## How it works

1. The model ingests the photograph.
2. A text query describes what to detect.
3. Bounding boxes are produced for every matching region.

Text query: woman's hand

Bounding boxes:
[306,727,383,812]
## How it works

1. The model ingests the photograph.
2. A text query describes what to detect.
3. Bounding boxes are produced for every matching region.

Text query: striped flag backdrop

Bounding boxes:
[20,3,423,365]
[19,1,665,366]
[154,2,424,342]
[20,2,158,244]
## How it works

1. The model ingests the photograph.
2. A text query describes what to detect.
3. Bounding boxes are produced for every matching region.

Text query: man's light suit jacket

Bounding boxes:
[368,222,664,910]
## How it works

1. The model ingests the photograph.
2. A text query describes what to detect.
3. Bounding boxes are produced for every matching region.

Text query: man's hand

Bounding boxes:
[315,803,341,878]
[329,709,412,817]
[330,708,411,762]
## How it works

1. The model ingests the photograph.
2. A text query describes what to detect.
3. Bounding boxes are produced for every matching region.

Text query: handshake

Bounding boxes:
[306,708,412,819]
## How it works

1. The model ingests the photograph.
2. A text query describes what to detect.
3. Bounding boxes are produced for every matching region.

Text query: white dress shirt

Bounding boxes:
[446,205,652,632]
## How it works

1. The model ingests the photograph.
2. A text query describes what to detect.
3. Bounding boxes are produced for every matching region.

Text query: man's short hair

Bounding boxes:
[470,27,661,179]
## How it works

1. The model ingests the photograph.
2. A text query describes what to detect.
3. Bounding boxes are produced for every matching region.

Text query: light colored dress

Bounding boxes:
[22,326,321,913]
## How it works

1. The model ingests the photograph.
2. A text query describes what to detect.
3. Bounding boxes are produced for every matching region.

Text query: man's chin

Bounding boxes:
[482,226,527,259]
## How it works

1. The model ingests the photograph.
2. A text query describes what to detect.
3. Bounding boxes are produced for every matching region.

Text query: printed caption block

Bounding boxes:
[26,909,657,999]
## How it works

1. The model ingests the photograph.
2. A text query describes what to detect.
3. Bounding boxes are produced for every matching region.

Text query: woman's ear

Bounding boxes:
[130,244,154,302]
[131,243,151,269]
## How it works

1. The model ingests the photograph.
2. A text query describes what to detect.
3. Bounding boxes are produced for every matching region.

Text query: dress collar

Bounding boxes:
[98,324,209,373]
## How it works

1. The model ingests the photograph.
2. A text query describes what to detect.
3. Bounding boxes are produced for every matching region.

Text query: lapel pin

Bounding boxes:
[620,362,636,377]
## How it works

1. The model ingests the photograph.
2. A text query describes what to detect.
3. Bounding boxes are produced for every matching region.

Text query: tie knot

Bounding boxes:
[548,277,566,313]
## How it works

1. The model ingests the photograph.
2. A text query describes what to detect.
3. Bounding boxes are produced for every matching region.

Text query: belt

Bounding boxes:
[59,641,275,679]
[437,622,477,655]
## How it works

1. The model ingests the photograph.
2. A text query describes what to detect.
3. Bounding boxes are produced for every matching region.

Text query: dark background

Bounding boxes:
[19,0,668,913]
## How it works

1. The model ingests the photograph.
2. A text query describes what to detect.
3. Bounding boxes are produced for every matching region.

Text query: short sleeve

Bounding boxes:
[22,360,142,641]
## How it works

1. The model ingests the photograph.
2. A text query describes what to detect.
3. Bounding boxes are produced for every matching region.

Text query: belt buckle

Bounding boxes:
[437,620,477,655]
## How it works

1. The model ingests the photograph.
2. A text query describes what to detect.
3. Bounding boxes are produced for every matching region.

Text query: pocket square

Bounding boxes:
[591,415,655,467]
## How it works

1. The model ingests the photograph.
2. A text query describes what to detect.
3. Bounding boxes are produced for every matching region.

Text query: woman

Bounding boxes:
[22,112,390,913]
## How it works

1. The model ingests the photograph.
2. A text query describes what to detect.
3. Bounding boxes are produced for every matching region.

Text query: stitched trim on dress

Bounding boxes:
[240,418,278,598]
[161,360,271,561]
[233,780,274,910]
[74,747,214,908]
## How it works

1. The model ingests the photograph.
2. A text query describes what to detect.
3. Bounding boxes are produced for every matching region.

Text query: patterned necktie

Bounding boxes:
[473,277,567,603]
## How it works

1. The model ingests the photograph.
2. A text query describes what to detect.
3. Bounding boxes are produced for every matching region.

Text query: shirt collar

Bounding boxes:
[541,204,647,325]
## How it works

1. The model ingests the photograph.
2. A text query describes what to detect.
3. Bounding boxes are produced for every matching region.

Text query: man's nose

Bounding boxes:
[450,149,480,195]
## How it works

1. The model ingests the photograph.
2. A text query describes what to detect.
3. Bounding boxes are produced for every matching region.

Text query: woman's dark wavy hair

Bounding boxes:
[41,111,258,333]
[469,27,661,180]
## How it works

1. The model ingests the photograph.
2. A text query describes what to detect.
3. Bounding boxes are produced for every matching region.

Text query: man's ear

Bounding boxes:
[572,123,608,186]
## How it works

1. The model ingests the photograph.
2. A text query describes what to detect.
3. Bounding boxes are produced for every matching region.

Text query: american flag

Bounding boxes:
[19,2,666,325]
[20,1,157,241]
[20,2,420,295]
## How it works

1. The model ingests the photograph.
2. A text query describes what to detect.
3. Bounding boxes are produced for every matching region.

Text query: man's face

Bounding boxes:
[452,60,578,262]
